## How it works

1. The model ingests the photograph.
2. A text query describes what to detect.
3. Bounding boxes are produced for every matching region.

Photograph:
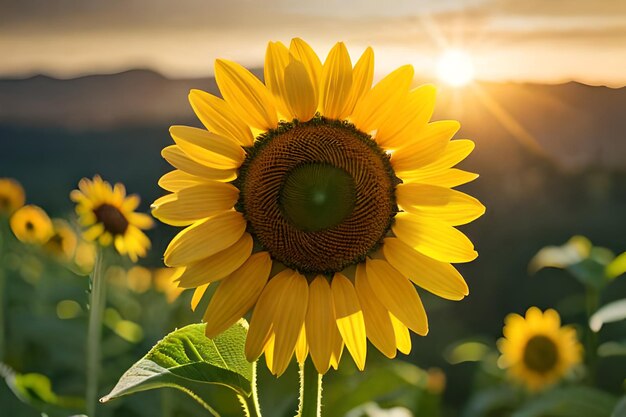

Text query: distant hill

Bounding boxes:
[1,69,625,170]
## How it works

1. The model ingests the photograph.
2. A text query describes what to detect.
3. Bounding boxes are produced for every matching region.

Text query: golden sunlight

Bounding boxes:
[436,49,475,87]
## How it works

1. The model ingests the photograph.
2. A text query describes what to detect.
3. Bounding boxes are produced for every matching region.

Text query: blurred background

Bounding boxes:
[1,0,625,416]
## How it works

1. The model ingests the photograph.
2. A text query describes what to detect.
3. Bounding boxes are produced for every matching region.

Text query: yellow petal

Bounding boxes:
[306,276,335,374]
[284,58,317,122]
[410,139,475,175]
[396,183,485,226]
[400,168,479,188]
[331,273,367,370]
[203,252,272,338]
[264,332,276,372]
[264,41,292,119]
[215,59,278,131]
[170,126,244,169]
[376,84,436,149]
[351,65,413,133]
[289,38,322,105]
[390,314,412,354]
[383,238,469,300]
[365,259,428,336]
[164,211,246,267]
[127,212,154,229]
[295,324,308,364]
[270,271,309,376]
[355,264,397,358]
[343,47,374,116]
[191,283,209,311]
[391,120,460,172]
[319,42,352,119]
[158,170,234,192]
[152,182,239,225]
[161,146,238,180]
[245,269,294,362]
[188,89,254,147]
[392,212,478,263]
[177,233,253,288]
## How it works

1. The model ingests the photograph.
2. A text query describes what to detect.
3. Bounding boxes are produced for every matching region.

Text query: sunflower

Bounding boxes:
[152,38,484,376]
[498,307,582,391]
[0,178,26,216]
[44,219,78,260]
[10,205,54,245]
[71,176,153,262]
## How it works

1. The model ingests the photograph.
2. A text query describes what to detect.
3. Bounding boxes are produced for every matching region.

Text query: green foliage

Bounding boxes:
[1,365,85,417]
[606,252,626,279]
[589,299,626,332]
[611,396,626,417]
[462,386,519,417]
[512,387,617,417]
[101,321,253,413]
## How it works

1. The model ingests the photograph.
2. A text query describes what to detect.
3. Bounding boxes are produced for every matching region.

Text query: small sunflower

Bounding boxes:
[71,176,153,262]
[10,205,54,245]
[44,219,78,260]
[153,267,185,303]
[0,178,26,216]
[153,39,484,376]
[498,307,582,391]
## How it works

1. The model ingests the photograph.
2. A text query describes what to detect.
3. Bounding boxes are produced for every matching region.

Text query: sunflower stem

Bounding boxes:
[0,220,7,362]
[584,286,600,384]
[297,359,322,417]
[238,361,263,417]
[86,247,107,417]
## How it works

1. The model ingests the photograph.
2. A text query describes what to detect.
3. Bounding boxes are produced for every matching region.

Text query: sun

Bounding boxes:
[436,49,475,87]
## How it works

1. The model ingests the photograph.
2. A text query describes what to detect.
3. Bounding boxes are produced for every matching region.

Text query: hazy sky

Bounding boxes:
[2,0,625,86]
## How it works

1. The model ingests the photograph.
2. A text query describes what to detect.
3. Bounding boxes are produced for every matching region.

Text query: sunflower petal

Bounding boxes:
[191,283,209,311]
[295,325,308,364]
[161,146,238,180]
[152,182,239,225]
[391,120,460,172]
[177,233,253,288]
[164,211,246,267]
[319,42,352,119]
[343,47,374,115]
[400,168,479,188]
[188,89,254,147]
[215,59,278,131]
[284,58,317,122]
[203,252,272,338]
[355,264,397,358]
[264,41,292,119]
[351,65,413,133]
[396,183,485,225]
[289,38,322,104]
[410,139,475,174]
[170,126,244,169]
[365,259,428,336]
[331,273,367,370]
[383,238,469,300]
[306,276,335,374]
[390,314,412,354]
[392,212,478,263]
[158,170,233,193]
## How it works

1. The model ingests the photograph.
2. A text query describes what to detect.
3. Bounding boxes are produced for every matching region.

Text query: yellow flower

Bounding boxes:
[10,205,54,244]
[126,266,152,293]
[153,39,484,376]
[71,176,153,262]
[0,178,26,216]
[153,267,185,303]
[44,219,78,260]
[498,307,582,391]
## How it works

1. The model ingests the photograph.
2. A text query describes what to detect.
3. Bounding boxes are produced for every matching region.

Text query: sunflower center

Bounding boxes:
[523,335,559,374]
[0,196,9,210]
[237,117,398,275]
[93,203,129,235]
[25,221,35,232]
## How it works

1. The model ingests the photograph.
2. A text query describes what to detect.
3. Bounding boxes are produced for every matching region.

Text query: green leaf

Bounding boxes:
[462,386,519,417]
[606,252,626,279]
[611,396,626,417]
[444,340,492,364]
[528,236,592,274]
[512,387,617,417]
[598,341,626,357]
[0,364,85,417]
[589,298,626,332]
[101,321,252,410]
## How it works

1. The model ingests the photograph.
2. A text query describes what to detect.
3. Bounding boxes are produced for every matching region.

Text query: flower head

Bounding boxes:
[498,307,582,391]
[44,219,78,260]
[0,178,26,216]
[10,205,54,244]
[153,39,484,376]
[71,176,153,261]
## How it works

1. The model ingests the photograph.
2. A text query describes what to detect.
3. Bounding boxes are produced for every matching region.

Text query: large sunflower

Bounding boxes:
[153,39,485,376]
[498,307,582,391]
[71,176,153,262]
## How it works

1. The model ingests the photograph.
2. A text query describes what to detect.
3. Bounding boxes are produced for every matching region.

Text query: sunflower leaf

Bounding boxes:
[589,298,626,332]
[101,321,252,408]
[512,386,617,417]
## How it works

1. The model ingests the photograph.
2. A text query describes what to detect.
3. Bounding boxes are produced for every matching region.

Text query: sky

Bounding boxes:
[1,0,625,86]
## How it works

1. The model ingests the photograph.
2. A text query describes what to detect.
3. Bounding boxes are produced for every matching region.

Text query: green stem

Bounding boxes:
[0,220,6,362]
[86,247,107,417]
[239,362,262,417]
[297,359,322,417]
[585,287,600,384]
